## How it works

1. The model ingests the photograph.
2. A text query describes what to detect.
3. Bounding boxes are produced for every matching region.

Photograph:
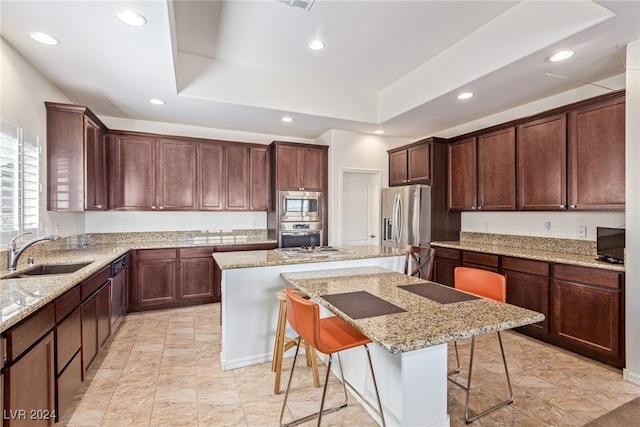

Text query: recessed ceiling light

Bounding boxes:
[149,98,165,105]
[117,10,147,27]
[281,116,294,123]
[29,32,59,46]
[309,40,325,51]
[549,50,574,62]
[457,92,474,100]
[374,130,385,135]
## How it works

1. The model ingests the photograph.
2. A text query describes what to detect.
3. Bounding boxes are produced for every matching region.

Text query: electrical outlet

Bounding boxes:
[577,226,587,238]
[122,222,129,230]
[544,221,552,236]
[181,221,186,229]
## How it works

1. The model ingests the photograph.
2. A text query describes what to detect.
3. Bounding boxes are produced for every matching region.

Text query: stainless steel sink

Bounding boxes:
[3,262,92,279]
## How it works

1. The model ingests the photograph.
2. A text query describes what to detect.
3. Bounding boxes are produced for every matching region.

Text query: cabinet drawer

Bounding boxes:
[434,247,460,261]
[462,251,499,268]
[179,247,215,258]
[56,308,81,374]
[554,264,621,289]
[502,257,549,276]
[4,304,55,362]
[57,350,82,420]
[136,248,177,261]
[81,266,111,300]
[56,286,81,322]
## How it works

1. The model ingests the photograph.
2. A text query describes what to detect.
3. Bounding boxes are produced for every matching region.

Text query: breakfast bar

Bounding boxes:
[280,266,545,427]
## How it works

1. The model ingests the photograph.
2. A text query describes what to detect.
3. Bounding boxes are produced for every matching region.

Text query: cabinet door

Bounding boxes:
[448,137,477,211]
[156,138,197,210]
[275,144,302,190]
[132,250,178,309]
[112,135,156,210]
[301,147,325,190]
[199,142,224,210]
[97,283,111,348]
[407,143,431,183]
[5,332,55,426]
[568,95,625,210]
[504,270,549,335]
[249,146,270,211]
[389,150,408,186]
[477,127,515,210]
[84,118,107,210]
[180,257,215,299]
[552,279,620,360]
[224,145,249,210]
[517,114,567,210]
[81,293,98,373]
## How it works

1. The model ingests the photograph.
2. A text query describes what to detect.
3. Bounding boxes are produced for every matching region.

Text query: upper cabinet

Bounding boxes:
[389,140,432,186]
[568,94,625,210]
[46,102,108,211]
[448,90,626,212]
[109,133,197,211]
[517,114,567,210]
[448,128,516,211]
[271,142,327,191]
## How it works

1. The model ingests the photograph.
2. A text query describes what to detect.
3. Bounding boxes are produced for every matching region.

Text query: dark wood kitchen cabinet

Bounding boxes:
[271,141,327,191]
[80,266,111,373]
[179,247,216,300]
[388,140,432,186]
[517,113,567,210]
[198,141,224,210]
[448,128,515,211]
[552,264,624,367]
[461,250,499,272]
[433,247,460,287]
[46,102,108,211]
[568,93,625,211]
[224,145,249,210]
[110,133,197,211]
[248,146,270,211]
[129,249,179,311]
[502,257,550,337]
[447,137,476,211]
[2,304,56,426]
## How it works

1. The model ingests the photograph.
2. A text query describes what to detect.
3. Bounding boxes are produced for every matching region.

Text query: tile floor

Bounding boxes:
[60,303,640,426]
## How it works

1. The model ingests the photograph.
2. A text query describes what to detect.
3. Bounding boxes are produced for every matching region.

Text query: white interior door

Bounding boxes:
[341,170,381,247]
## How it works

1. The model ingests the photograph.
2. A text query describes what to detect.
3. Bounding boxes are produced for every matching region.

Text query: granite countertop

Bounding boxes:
[212,245,404,270]
[0,236,276,332]
[281,266,545,354]
[431,236,625,272]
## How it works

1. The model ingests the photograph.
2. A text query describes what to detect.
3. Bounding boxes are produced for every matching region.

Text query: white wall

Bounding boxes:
[321,129,413,245]
[624,39,640,384]
[0,37,84,241]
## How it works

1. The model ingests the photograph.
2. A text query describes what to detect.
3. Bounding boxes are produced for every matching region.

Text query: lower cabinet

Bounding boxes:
[80,267,112,373]
[55,307,82,420]
[502,257,550,337]
[433,247,460,287]
[461,250,499,272]
[552,264,623,367]
[3,331,56,426]
[179,247,216,300]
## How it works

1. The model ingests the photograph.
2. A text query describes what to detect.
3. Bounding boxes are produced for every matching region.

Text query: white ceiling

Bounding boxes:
[1,0,639,140]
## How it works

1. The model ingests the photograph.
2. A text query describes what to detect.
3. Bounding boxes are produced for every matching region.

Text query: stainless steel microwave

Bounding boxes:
[279,190,322,222]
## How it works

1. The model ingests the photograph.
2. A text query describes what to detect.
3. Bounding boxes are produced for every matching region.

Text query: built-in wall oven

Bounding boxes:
[279,190,322,222]
[279,222,322,248]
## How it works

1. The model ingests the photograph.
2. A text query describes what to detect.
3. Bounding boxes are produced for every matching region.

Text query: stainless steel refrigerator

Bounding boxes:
[381,185,431,249]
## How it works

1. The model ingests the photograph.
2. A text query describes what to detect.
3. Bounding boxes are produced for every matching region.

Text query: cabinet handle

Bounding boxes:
[477,206,482,210]
[569,204,576,209]
[471,206,477,210]
[159,206,164,210]
[560,205,565,208]
[94,204,103,209]
[151,206,156,210]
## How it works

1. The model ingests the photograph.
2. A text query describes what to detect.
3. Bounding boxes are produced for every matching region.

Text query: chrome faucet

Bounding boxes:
[7,231,62,271]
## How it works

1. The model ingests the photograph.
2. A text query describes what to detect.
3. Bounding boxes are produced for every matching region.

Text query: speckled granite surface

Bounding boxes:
[432,232,624,272]
[0,230,276,332]
[281,267,545,354]
[212,245,404,270]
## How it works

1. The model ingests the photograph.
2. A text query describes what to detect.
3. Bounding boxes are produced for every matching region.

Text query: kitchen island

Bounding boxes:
[211,245,404,370]
[281,266,545,427]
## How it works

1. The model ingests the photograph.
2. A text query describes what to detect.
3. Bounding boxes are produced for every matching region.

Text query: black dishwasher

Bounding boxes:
[110,254,128,329]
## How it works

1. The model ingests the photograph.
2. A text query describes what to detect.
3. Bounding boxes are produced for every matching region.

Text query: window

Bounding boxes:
[1,118,40,244]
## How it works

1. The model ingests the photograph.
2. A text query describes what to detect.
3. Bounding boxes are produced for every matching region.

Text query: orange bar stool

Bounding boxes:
[272,289,320,394]
[449,267,513,424]
[279,288,386,427]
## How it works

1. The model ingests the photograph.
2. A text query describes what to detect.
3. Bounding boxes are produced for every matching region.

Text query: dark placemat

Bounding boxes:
[399,283,480,304]
[321,291,406,319]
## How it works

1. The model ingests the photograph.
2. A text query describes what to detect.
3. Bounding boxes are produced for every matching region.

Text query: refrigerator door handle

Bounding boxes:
[395,194,403,246]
